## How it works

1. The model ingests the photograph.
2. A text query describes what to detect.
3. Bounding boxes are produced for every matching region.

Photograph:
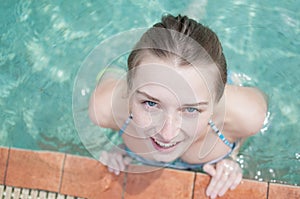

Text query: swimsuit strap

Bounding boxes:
[208,120,235,149]
[118,114,133,136]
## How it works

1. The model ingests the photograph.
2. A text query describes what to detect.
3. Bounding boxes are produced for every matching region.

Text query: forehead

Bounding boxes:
[130,57,213,103]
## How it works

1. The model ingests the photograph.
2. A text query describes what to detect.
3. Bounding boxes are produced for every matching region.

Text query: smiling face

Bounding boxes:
[124,54,216,162]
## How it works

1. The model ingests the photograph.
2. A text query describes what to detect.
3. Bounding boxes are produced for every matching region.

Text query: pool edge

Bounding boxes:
[0,147,299,199]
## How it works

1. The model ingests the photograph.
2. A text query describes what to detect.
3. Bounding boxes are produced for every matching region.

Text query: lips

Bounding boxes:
[150,137,180,152]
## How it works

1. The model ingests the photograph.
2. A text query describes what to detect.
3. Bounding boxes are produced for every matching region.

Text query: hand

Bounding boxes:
[203,158,242,198]
[99,145,132,175]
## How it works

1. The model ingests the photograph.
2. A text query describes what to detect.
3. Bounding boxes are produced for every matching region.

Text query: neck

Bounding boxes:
[211,92,226,127]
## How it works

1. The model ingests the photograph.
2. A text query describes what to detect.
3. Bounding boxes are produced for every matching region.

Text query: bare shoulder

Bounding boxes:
[89,75,128,130]
[89,78,117,128]
[225,85,268,137]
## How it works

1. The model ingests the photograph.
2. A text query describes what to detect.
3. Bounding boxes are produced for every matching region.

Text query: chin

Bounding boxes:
[151,151,180,163]
[150,152,176,163]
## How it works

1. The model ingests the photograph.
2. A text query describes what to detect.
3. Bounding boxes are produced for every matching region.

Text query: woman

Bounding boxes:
[89,14,267,198]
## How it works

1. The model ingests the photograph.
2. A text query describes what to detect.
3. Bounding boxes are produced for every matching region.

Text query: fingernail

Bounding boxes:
[211,193,216,199]
[206,190,210,196]
[218,192,225,197]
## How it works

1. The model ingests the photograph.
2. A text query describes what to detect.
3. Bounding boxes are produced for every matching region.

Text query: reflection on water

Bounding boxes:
[0,0,299,185]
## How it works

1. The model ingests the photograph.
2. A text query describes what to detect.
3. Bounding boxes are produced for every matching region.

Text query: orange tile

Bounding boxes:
[60,154,124,199]
[193,172,210,198]
[0,147,9,184]
[124,165,195,199]
[5,148,64,192]
[268,183,300,199]
[193,173,268,199]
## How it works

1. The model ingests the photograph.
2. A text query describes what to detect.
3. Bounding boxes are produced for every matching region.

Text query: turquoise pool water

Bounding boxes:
[1,0,299,185]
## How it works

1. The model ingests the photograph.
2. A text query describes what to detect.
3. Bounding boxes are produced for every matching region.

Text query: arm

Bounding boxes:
[88,69,129,130]
[89,69,133,174]
[227,85,268,138]
[203,86,268,198]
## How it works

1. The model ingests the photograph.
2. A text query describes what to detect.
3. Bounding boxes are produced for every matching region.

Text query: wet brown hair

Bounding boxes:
[127,14,227,101]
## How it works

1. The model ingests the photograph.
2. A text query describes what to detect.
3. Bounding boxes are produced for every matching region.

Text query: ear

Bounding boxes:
[129,112,133,119]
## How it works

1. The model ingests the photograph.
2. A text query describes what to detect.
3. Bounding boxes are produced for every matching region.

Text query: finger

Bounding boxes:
[218,170,236,196]
[210,175,228,198]
[230,171,242,190]
[108,166,120,176]
[100,151,108,165]
[108,155,120,171]
[218,164,242,196]
[218,162,242,196]
[113,153,128,175]
[115,154,125,172]
[108,167,114,173]
[114,169,120,175]
[203,164,217,197]
[207,162,228,198]
[203,164,216,176]
[214,160,237,196]
[124,156,132,165]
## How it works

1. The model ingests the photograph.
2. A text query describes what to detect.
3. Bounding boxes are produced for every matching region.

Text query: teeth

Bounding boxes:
[154,138,177,148]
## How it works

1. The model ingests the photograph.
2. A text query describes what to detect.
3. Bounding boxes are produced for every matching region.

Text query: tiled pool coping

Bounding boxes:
[0,147,299,199]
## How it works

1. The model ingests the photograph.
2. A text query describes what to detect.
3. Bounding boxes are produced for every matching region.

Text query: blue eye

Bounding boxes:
[145,101,157,107]
[185,107,198,113]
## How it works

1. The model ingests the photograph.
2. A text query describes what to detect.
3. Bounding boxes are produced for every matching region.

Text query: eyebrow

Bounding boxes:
[182,102,209,106]
[136,90,209,106]
[136,90,161,102]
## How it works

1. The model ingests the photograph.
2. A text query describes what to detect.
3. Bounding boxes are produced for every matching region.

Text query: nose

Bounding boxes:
[159,113,181,141]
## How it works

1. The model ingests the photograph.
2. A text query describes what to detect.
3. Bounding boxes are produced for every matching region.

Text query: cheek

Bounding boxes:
[182,113,210,139]
[196,119,209,133]
[131,103,152,128]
